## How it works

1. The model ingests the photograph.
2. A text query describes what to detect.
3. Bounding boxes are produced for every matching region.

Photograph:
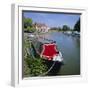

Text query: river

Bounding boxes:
[39,31,80,75]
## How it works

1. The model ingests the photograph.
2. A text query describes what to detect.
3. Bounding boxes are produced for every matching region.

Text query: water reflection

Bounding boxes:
[40,32,80,75]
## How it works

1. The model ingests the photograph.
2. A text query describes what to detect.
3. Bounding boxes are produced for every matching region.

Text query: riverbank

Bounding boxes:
[24,31,80,76]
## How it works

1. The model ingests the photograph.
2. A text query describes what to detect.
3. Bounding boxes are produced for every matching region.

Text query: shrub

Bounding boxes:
[24,35,48,77]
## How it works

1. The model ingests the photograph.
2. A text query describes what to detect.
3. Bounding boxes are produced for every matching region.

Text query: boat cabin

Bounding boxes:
[31,38,63,62]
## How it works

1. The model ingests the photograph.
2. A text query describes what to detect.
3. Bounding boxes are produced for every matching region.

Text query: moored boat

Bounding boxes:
[31,37,63,62]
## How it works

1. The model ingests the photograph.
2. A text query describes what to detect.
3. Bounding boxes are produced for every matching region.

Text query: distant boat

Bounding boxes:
[72,31,80,37]
[63,31,72,35]
[31,37,63,62]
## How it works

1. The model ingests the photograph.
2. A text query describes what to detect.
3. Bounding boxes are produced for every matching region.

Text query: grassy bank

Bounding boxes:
[23,34,48,77]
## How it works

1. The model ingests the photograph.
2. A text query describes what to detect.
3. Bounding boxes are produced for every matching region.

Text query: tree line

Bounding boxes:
[50,18,80,32]
[24,17,80,33]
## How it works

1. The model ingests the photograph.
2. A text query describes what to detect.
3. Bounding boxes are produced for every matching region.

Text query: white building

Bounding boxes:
[34,23,49,33]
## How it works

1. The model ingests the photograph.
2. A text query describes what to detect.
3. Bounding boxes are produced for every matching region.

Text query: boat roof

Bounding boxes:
[37,38,56,44]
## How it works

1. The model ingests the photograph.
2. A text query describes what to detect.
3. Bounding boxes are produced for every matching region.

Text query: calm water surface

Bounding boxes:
[40,32,80,75]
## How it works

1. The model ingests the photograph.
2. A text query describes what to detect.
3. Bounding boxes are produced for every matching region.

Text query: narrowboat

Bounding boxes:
[31,37,63,62]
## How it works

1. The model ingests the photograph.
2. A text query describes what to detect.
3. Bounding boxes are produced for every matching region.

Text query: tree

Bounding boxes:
[50,27,58,30]
[24,18,33,29]
[58,27,62,31]
[24,17,36,33]
[74,18,80,32]
[62,25,70,31]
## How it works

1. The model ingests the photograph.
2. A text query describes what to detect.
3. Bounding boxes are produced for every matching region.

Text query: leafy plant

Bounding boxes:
[25,55,47,76]
[24,35,48,77]
[24,18,32,29]
[24,17,36,33]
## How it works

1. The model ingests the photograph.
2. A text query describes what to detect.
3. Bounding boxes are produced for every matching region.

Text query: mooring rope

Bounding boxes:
[39,53,62,76]
[28,33,61,76]
[39,61,56,76]
[31,51,59,76]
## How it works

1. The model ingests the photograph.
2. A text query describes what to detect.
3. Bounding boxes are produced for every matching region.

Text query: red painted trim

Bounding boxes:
[40,43,59,60]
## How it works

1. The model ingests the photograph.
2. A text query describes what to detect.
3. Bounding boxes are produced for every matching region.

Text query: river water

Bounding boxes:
[40,31,80,75]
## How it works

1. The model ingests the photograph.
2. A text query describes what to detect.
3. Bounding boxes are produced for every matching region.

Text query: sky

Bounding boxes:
[23,11,80,29]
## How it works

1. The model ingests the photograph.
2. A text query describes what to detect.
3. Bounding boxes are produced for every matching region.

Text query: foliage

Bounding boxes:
[24,17,36,33]
[24,36,31,58]
[50,27,59,30]
[24,17,32,29]
[58,27,62,31]
[24,35,48,77]
[62,25,70,31]
[24,59,31,77]
[27,26,36,33]
[50,25,71,31]
[74,18,80,32]
[25,55,48,76]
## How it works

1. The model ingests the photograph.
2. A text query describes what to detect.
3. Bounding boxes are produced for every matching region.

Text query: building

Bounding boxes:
[34,23,49,33]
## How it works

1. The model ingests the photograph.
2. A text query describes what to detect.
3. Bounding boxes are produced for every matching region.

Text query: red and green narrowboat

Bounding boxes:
[31,37,63,62]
